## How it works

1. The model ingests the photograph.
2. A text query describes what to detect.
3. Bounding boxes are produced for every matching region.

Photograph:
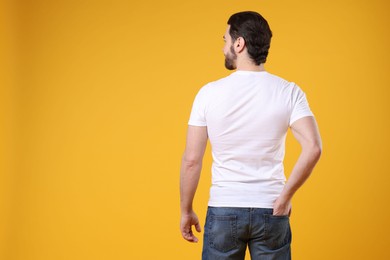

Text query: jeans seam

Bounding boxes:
[263,213,268,243]
[249,208,252,235]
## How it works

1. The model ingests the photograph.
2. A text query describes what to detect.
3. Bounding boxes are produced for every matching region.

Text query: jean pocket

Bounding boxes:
[208,215,238,253]
[263,214,291,250]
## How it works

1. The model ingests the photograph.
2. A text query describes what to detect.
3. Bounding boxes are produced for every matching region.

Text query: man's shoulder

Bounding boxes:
[263,72,293,86]
[200,71,299,93]
[197,74,231,93]
[206,73,233,86]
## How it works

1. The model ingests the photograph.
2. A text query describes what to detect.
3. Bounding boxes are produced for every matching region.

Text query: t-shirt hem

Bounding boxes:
[289,113,314,126]
[208,201,274,209]
[188,120,207,126]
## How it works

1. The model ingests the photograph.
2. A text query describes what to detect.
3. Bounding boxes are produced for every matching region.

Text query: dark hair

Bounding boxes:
[227,11,272,65]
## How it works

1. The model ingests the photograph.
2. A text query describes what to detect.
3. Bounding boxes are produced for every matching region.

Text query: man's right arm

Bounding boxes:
[180,125,208,242]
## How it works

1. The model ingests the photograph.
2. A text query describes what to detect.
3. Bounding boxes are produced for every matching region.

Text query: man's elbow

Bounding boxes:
[302,140,322,161]
[314,146,322,161]
[311,142,322,161]
[182,154,203,169]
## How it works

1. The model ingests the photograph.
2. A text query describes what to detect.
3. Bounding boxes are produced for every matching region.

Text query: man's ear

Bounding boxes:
[234,37,246,53]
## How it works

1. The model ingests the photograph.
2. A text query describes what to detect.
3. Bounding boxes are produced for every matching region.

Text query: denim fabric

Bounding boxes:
[202,207,291,260]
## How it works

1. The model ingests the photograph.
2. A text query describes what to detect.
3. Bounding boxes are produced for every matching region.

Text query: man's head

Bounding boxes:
[223,11,272,70]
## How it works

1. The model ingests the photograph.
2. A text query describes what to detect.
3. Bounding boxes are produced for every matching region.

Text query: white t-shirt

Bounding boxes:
[188,70,314,208]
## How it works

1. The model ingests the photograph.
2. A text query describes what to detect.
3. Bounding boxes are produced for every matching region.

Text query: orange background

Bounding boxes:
[1,0,389,259]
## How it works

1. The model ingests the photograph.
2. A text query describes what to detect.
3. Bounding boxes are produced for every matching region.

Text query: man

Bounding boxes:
[180,11,322,260]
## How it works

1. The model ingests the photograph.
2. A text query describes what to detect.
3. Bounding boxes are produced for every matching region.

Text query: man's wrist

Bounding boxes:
[180,206,193,215]
[278,189,293,202]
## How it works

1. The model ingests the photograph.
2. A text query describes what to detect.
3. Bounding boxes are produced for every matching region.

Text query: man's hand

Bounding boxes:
[180,211,202,243]
[273,196,292,216]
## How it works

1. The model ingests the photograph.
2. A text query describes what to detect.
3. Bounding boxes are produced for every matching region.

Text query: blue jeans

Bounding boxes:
[202,207,291,260]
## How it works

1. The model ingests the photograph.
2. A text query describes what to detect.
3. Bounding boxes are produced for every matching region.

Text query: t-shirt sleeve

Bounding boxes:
[289,84,314,126]
[188,86,208,126]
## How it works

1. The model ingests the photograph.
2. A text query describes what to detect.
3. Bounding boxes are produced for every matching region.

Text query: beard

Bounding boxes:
[224,45,237,70]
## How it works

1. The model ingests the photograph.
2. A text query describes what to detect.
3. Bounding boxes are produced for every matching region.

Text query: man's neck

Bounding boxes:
[236,60,265,72]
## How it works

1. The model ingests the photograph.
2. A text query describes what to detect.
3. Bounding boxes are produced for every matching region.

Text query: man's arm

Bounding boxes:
[273,116,322,216]
[180,125,208,243]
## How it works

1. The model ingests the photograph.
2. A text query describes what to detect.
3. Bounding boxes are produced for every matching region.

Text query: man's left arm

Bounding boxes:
[180,125,208,243]
[273,116,322,216]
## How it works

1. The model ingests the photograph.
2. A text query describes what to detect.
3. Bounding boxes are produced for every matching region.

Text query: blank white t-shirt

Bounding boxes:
[188,70,314,208]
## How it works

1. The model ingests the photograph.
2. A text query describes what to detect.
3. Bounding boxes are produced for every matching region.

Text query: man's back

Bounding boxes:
[189,70,314,208]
